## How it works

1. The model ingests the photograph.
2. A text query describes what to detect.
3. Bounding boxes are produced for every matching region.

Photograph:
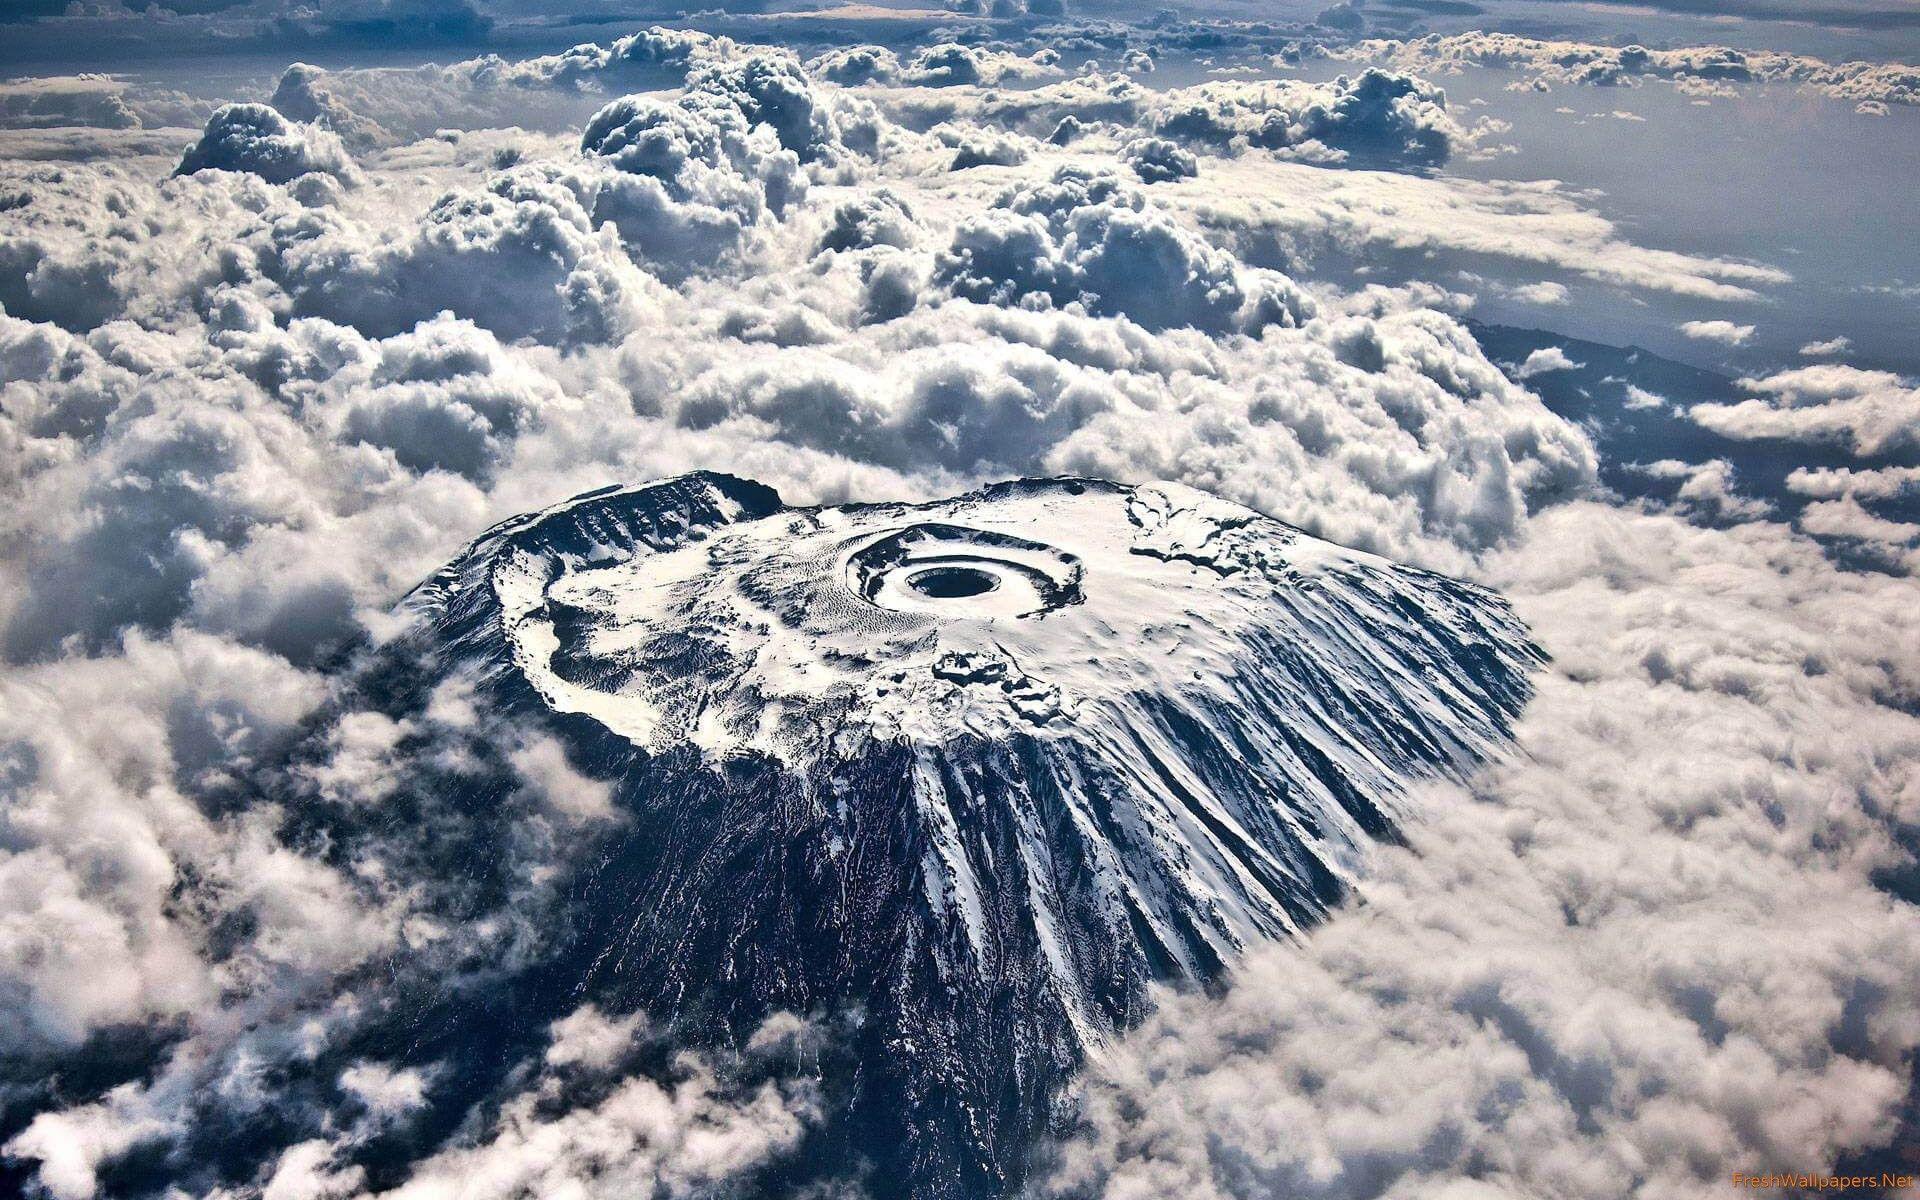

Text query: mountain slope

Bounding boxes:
[131,472,1545,1200]
[341,471,1541,1197]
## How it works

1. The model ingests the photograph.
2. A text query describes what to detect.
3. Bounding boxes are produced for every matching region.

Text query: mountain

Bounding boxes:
[205,473,1542,1199]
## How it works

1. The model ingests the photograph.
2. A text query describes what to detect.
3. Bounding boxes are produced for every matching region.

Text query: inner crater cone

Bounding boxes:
[908,566,999,598]
[388,471,1545,1199]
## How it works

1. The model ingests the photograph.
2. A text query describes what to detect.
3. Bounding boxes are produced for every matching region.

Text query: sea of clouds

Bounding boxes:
[0,18,1916,1200]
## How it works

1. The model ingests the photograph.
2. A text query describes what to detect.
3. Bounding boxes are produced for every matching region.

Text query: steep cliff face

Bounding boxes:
[332,471,1538,1198]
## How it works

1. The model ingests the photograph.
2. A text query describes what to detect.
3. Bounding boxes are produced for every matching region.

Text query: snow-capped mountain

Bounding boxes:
[350,471,1540,1198]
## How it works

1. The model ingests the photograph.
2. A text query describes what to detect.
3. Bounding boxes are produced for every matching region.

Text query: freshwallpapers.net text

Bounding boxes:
[1731,1173,1916,1192]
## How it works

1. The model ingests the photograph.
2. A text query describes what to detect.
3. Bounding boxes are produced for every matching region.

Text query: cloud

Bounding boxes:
[1512,345,1580,378]
[1679,319,1755,345]
[1046,502,1920,1199]
[1161,155,1790,302]
[929,166,1318,337]
[862,68,1467,173]
[175,103,357,186]
[1504,280,1568,305]
[0,26,1908,1200]
[1144,70,1465,169]
[1690,365,1920,455]
[810,44,903,86]
[1799,335,1852,357]
[254,27,740,150]
[936,122,1035,168]
[1338,32,1920,110]
[544,1005,649,1071]
[901,42,1062,87]
[807,43,1066,89]
[384,1043,819,1200]
[1797,496,1920,555]
[1629,457,1772,520]
[1785,463,1920,501]
[0,74,139,130]
[0,74,201,132]
[1120,135,1198,182]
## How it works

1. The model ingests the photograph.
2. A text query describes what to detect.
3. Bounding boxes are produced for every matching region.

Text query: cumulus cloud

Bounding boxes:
[1341,32,1920,110]
[865,67,1466,172]
[808,43,1064,90]
[1505,280,1569,305]
[1690,365,1920,455]
[1160,155,1789,303]
[1119,135,1197,182]
[1679,318,1755,345]
[227,51,879,339]
[930,166,1315,336]
[936,122,1034,169]
[1630,456,1772,520]
[0,23,1910,1200]
[545,1005,649,1071]
[1785,463,1920,501]
[1143,70,1465,169]
[1796,497,1920,566]
[0,74,201,132]
[1622,384,1669,411]
[257,27,738,148]
[1047,502,1920,1199]
[809,45,904,86]
[902,42,1062,87]
[1512,345,1579,378]
[365,1054,817,1200]
[176,103,357,186]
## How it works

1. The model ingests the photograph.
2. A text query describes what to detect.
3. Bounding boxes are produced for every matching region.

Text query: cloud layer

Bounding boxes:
[1047,501,1920,1198]
[0,19,1913,1200]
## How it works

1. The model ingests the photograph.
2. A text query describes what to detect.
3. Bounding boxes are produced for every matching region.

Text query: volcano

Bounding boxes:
[256,473,1540,1199]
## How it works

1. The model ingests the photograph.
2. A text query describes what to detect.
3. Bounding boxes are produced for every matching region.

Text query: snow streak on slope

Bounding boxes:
[388,471,1541,1197]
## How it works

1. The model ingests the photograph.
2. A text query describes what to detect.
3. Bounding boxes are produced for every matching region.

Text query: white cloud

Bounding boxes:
[1690,365,1920,455]
[1160,156,1790,303]
[1799,335,1852,357]
[1622,384,1668,410]
[1785,463,1920,501]
[366,1018,821,1200]
[176,103,357,186]
[510,735,618,824]
[1679,319,1755,345]
[1047,503,1920,1199]
[257,27,738,149]
[1338,32,1920,110]
[1796,498,1920,570]
[0,74,201,132]
[337,1063,431,1125]
[0,26,1909,1200]
[1513,345,1581,378]
[545,1005,648,1071]
[1120,135,1198,183]
[1505,281,1569,306]
[1142,70,1466,169]
[1630,457,1772,520]
[867,68,1472,172]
